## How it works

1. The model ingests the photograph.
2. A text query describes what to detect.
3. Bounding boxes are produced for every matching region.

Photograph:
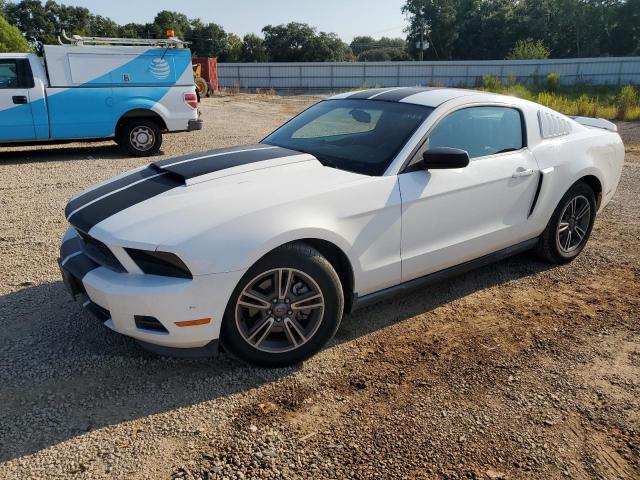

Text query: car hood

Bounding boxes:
[65,144,367,251]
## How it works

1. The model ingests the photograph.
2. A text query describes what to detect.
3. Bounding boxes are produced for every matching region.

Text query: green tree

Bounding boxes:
[152,10,190,39]
[611,0,640,55]
[0,14,30,52]
[4,0,56,48]
[506,39,550,59]
[241,33,268,62]
[358,47,409,61]
[189,20,229,58]
[311,32,353,61]
[89,15,120,37]
[263,22,352,62]
[403,0,459,59]
[223,33,243,62]
[262,22,317,61]
[352,36,407,61]
[350,35,376,56]
[46,1,92,35]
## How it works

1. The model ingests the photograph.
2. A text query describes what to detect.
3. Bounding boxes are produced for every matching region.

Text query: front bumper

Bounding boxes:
[58,228,244,353]
[188,118,204,131]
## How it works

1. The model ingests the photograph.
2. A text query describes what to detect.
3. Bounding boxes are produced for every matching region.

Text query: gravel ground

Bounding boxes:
[0,95,638,480]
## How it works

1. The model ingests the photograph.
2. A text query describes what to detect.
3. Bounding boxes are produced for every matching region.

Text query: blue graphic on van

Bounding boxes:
[85,49,191,86]
[149,58,171,80]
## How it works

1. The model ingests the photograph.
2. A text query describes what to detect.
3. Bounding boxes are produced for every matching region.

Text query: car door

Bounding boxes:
[398,105,541,282]
[0,58,36,141]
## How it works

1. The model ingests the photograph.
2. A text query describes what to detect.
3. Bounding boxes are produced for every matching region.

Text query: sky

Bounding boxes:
[55,0,409,42]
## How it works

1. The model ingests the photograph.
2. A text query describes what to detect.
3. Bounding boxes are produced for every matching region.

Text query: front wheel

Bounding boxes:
[221,243,344,367]
[536,182,597,263]
[119,119,162,157]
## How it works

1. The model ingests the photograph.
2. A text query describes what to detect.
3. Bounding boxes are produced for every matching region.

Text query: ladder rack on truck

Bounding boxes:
[59,30,189,48]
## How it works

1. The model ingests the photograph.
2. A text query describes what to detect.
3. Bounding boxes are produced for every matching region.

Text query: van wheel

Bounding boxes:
[119,119,162,157]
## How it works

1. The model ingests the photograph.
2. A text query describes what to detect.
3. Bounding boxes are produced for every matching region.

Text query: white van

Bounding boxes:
[0,35,202,156]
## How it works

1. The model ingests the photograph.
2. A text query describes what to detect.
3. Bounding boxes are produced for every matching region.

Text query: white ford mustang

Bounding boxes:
[59,87,624,366]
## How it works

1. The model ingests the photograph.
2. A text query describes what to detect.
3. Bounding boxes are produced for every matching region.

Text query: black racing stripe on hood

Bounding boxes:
[64,145,305,233]
[67,172,182,233]
[372,87,439,102]
[154,145,303,180]
[347,88,395,99]
[65,167,162,219]
[152,144,274,168]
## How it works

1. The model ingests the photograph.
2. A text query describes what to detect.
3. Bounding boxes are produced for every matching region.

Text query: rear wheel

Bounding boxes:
[221,243,344,367]
[536,182,596,263]
[119,119,162,157]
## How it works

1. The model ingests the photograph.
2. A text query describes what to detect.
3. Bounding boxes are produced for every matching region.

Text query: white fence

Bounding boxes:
[218,57,640,90]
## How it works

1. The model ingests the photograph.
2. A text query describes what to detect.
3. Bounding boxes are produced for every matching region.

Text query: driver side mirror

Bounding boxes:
[419,147,470,170]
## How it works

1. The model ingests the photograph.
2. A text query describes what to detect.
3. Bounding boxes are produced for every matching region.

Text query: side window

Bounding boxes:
[0,59,34,89]
[0,60,19,89]
[427,107,524,159]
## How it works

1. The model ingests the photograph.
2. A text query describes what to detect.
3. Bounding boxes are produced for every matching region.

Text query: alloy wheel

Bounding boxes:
[556,194,591,253]
[235,268,325,353]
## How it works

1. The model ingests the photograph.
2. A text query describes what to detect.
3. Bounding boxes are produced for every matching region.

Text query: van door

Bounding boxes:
[0,58,36,141]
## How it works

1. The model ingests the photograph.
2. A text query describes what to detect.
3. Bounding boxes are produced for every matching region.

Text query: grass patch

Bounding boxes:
[479,75,639,121]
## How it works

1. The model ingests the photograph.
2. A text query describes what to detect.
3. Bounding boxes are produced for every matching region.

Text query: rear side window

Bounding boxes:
[0,59,34,89]
[427,107,524,159]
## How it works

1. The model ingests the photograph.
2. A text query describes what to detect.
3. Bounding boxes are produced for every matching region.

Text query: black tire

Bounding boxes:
[119,119,162,157]
[221,243,344,367]
[195,77,208,98]
[535,182,597,263]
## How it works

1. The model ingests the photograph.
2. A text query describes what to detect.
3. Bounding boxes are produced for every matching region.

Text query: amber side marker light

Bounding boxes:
[174,318,211,327]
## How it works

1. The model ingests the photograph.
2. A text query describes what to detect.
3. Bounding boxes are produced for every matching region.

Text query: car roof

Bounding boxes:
[329,87,503,108]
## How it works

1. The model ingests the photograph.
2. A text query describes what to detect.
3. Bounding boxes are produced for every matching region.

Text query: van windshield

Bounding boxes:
[262,99,433,176]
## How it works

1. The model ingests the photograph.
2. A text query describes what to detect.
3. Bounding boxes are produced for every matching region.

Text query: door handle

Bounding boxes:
[512,168,536,178]
[12,95,28,105]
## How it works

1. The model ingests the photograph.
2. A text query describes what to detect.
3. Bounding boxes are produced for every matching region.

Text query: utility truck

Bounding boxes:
[0,34,202,156]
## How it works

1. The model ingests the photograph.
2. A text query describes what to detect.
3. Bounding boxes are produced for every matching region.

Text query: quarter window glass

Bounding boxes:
[0,61,18,89]
[427,107,523,159]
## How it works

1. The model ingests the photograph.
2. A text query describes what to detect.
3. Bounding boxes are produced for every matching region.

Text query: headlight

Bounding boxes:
[125,249,192,279]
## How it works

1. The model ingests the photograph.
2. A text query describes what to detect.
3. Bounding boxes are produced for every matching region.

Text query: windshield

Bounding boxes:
[262,99,434,176]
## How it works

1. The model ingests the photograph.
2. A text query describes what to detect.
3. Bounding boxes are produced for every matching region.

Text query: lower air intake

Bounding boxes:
[134,315,169,334]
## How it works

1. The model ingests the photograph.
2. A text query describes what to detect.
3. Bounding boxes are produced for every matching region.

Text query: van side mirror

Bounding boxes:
[418,147,470,170]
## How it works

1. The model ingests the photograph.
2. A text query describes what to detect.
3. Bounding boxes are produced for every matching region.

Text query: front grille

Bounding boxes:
[77,231,126,273]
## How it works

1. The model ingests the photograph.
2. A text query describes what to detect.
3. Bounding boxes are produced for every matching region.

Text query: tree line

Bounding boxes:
[0,0,638,61]
[404,0,639,60]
